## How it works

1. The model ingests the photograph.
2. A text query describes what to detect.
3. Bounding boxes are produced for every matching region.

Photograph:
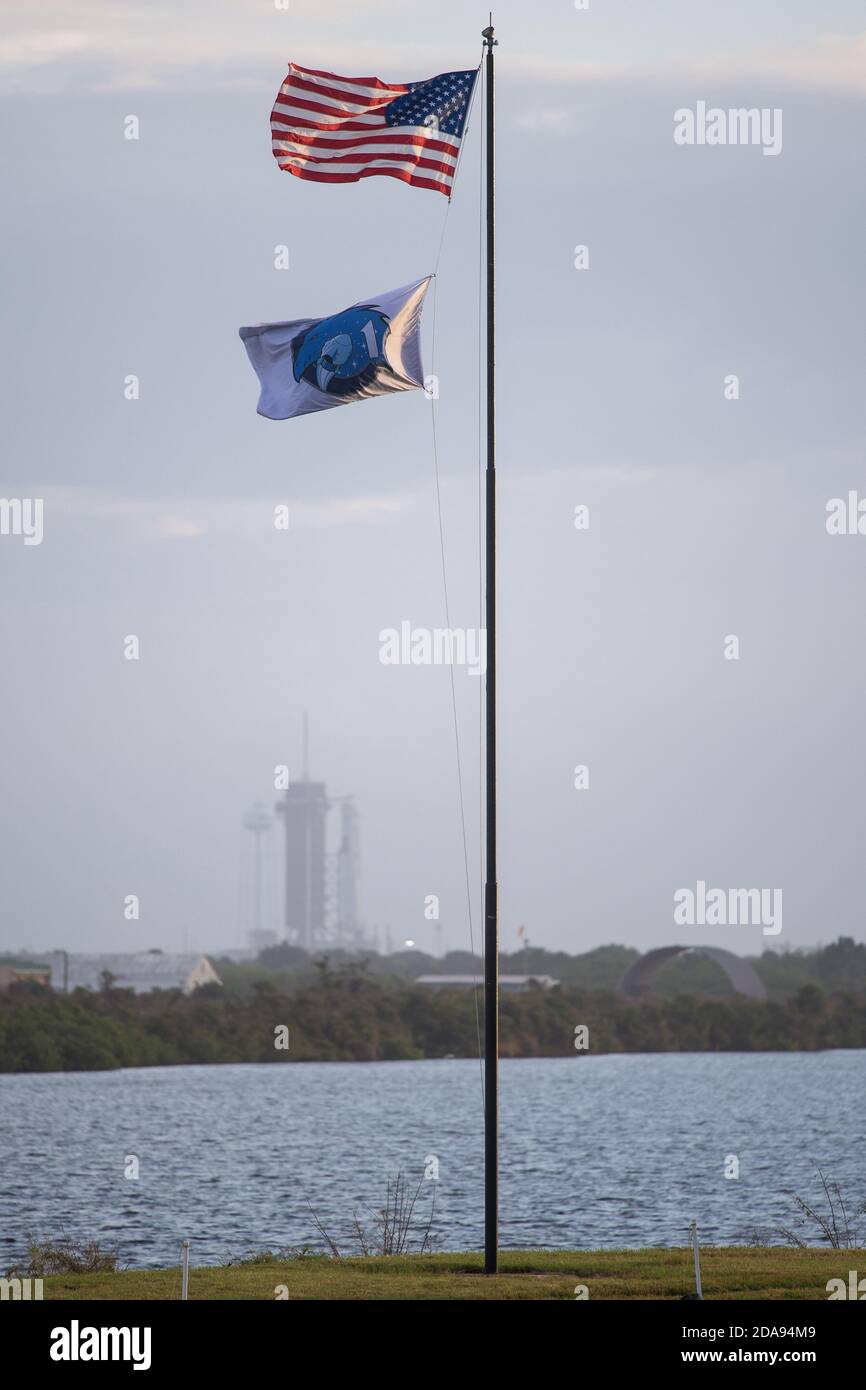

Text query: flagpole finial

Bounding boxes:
[482,23,497,48]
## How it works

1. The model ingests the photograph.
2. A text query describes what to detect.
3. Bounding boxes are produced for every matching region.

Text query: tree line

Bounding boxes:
[1,961,865,1073]
[225,935,866,1001]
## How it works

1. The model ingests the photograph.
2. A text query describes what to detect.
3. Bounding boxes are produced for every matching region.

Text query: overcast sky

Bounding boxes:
[1,1,864,960]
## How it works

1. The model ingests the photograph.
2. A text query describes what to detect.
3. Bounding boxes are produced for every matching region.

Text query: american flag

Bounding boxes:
[270,62,478,198]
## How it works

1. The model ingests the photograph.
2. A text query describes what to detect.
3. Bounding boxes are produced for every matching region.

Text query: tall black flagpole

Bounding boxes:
[482,18,498,1277]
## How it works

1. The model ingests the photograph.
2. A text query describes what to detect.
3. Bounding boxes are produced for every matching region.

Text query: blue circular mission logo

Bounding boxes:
[292,306,392,397]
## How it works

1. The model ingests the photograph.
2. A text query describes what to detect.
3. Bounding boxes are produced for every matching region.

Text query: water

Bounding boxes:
[1,1053,863,1268]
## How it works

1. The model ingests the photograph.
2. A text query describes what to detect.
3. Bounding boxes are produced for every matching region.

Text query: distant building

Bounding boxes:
[335,797,360,944]
[276,781,329,950]
[273,718,369,951]
[0,964,50,991]
[415,974,559,994]
[49,951,222,995]
[619,946,767,1001]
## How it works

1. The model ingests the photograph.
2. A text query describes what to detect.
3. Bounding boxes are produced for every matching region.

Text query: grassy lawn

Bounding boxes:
[42,1247,851,1300]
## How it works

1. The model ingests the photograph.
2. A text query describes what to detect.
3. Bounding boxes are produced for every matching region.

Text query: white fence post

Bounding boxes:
[181,1240,190,1301]
[688,1220,703,1299]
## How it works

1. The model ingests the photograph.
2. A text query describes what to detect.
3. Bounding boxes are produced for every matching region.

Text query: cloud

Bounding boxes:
[0,5,864,99]
[513,108,578,134]
[516,32,866,97]
[749,29,866,95]
[0,31,93,67]
[0,1,475,94]
[32,486,421,540]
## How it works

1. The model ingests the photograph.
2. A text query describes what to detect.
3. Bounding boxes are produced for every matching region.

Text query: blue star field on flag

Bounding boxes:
[385,70,477,139]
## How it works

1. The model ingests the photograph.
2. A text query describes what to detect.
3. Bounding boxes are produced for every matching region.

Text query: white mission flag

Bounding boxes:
[239,276,431,421]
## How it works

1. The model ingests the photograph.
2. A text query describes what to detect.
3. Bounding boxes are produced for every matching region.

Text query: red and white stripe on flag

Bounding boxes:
[270,63,471,197]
